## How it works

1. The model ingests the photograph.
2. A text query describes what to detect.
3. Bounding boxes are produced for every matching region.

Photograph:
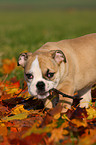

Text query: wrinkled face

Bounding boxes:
[24,54,60,99]
[18,49,66,99]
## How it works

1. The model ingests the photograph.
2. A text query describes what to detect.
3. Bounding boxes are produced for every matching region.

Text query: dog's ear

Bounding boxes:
[51,50,66,64]
[18,52,32,68]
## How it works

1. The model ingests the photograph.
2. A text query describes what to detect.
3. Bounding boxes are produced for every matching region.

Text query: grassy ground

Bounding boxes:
[0,10,96,60]
[0,10,96,80]
[0,9,96,145]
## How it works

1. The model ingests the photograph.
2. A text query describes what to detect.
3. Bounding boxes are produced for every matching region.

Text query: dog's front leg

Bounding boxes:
[58,83,74,113]
[79,89,92,108]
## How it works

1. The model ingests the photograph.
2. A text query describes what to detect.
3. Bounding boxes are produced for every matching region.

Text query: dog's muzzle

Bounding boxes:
[36,81,45,95]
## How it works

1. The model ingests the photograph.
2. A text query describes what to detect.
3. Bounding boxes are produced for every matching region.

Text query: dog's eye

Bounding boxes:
[46,69,55,78]
[26,73,33,79]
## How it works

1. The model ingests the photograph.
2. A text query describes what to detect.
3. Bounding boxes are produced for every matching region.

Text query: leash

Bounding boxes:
[49,88,82,100]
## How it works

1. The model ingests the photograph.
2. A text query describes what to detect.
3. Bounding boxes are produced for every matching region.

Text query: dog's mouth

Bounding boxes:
[36,90,50,99]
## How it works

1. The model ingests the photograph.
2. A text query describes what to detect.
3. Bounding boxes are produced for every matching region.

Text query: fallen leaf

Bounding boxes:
[22,121,57,138]
[11,127,18,133]
[86,107,96,120]
[54,113,61,119]
[71,118,87,127]
[48,127,64,143]
[21,133,45,145]
[11,105,29,115]
[2,58,17,74]
[0,124,7,136]
[0,104,9,116]
[78,129,96,145]
[62,114,71,121]
[1,112,28,122]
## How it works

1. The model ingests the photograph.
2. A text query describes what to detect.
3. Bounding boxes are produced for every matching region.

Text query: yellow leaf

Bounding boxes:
[7,88,19,94]
[11,105,29,115]
[62,129,69,135]
[61,121,69,128]
[48,127,64,143]
[54,113,61,119]
[62,114,70,121]
[22,121,57,138]
[1,112,28,122]
[86,107,96,120]
[0,124,7,136]
[71,118,87,127]
[78,129,96,145]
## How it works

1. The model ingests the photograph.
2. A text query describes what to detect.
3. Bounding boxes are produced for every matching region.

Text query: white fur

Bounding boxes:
[27,56,60,99]
[79,89,92,108]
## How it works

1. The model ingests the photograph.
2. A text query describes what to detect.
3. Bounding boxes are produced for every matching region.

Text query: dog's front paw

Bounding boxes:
[61,104,71,113]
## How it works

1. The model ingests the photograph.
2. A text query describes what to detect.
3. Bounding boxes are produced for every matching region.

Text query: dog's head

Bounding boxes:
[18,50,66,99]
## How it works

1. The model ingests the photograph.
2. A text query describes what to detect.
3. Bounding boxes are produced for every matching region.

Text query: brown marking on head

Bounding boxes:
[18,50,66,79]
[37,53,59,80]
[18,52,32,68]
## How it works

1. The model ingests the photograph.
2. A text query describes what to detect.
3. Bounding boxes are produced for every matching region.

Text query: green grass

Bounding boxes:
[0,10,96,60]
[0,0,96,10]
[0,10,96,80]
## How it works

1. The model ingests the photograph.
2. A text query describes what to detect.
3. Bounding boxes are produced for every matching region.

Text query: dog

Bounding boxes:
[18,33,96,113]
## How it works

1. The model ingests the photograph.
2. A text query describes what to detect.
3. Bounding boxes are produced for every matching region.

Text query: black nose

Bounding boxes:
[36,81,45,91]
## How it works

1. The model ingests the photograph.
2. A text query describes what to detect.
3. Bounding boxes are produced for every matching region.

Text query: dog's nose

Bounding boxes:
[36,81,45,91]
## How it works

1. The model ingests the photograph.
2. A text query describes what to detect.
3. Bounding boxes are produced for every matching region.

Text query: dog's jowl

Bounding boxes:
[18,33,96,113]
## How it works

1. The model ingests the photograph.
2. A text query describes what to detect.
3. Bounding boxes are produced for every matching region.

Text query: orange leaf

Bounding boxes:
[0,124,7,136]
[11,127,18,133]
[2,57,17,74]
[48,127,64,143]
[71,118,87,127]
[78,129,96,145]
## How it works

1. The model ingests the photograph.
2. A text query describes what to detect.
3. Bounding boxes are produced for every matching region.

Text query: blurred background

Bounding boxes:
[0,0,96,59]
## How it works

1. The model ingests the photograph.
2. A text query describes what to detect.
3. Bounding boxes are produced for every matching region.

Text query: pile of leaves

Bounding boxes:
[0,57,96,145]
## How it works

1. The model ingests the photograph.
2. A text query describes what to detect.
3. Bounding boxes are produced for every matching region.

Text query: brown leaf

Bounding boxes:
[68,107,88,119]
[21,133,45,145]
[0,104,9,117]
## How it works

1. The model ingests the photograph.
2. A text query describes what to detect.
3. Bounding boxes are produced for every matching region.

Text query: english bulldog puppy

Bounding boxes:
[18,33,96,113]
